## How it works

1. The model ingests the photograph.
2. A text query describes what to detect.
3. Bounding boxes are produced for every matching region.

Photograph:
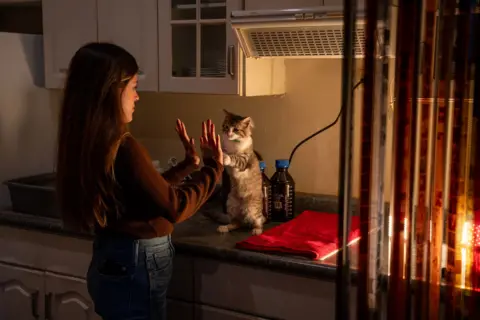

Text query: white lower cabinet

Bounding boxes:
[0,262,100,320]
[195,304,270,320]
[45,272,100,320]
[0,263,44,320]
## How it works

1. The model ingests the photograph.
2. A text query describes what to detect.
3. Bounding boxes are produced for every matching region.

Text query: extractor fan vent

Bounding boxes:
[245,26,366,58]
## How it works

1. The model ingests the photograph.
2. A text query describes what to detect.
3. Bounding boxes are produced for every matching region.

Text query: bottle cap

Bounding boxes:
[259,161,266,170]
[275,159,290,169]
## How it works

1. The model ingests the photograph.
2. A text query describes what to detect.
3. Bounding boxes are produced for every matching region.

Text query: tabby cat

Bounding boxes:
[218,109,265,235]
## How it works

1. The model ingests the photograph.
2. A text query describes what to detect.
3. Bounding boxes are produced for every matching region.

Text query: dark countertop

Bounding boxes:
[0,196,358,280]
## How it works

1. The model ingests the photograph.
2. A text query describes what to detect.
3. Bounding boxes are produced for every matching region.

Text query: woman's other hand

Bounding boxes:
[176,119,200,168]
[199,120,223,166]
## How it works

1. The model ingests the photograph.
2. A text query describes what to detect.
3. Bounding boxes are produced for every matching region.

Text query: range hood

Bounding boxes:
[231,5,393,59]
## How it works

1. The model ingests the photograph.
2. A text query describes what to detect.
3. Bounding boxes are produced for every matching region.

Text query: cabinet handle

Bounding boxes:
[31,291,39,319]
[45,293,53,320]
[227,45,235,77]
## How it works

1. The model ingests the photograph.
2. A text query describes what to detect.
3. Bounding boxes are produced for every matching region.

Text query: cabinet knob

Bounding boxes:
[45,292,53,320]
[31,291,40,319]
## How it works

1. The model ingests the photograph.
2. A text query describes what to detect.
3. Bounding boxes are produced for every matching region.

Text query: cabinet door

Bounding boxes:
[159,0,243,94]
[167,254,194,301]
[0,262,44,320]
[245,0,323,10]
[167,299,194,320]
[324,0,365,6]
[44,272,100,320]
[98,0,159,92]
[195,304,270,320]
[42,0,97,89]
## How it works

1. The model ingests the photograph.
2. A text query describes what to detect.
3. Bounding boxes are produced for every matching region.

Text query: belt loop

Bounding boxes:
[134,240,139,266]
[168,235,175,256]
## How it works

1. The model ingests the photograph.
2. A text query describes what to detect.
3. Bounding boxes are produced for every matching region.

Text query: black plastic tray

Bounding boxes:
[3,173,60,218]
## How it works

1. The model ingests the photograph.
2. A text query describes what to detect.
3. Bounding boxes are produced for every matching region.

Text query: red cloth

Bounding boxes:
[236,211,360,260]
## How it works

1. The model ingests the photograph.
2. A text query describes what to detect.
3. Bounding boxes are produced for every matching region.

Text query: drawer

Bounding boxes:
[194,258,356,320]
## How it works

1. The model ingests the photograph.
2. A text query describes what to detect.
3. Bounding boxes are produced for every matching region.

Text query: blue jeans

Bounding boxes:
[87,233,174,320]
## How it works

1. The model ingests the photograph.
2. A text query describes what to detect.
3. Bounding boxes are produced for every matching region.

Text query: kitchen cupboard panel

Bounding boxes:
[42,0,97,89]
[245,0,323,10]
[324,0,365,6]
[167,254,195,301]
[158,0,243,94]
[0,0,40,4]
[0,225,92,279]
[45,272,100,320]
[167,299,194,320]
[98,0,159,91]
[194,258,356,320]
[0,262,44,320]
[195,304,271,320]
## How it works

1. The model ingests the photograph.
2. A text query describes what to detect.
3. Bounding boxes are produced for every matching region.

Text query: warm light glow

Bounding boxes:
[389,213,393,237]
[460,221,472,289]
[388,213,392,274]
[319,237,361,261]
[462,221,474,247]
[386,214,408,276]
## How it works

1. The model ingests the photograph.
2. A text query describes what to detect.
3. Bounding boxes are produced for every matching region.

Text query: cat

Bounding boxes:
[217,109,266,236]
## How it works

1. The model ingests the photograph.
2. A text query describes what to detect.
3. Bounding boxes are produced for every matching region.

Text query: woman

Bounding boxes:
[56,42,224,320]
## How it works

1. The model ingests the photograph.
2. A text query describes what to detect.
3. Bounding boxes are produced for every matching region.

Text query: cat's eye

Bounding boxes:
[233,128,239,133]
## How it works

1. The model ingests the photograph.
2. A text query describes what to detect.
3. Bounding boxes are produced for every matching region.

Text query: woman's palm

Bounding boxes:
[176,119,200,168]
[200,120,223,165]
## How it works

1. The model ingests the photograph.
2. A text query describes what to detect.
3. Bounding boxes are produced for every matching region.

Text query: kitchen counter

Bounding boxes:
[0,195,358,280]
[0,195,362,320]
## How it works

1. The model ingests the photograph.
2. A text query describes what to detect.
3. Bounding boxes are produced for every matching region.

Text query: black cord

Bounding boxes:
[288,78,365,165]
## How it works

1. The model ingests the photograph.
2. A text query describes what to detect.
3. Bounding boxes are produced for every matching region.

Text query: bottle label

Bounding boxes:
[271,183,294,220]
[262,185,271,220]
[273,194,284,211]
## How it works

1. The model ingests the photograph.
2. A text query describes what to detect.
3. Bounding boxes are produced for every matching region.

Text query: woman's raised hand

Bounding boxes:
[199,119,223,166]
[175,119,200,168]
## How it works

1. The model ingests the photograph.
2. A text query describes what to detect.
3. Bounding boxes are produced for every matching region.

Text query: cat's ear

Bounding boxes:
[241,117,254,128]
[223,109,232,117]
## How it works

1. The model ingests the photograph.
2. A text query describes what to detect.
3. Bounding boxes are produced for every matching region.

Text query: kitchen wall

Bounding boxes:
[0,32,58,209]
[130,59,395,198]
[0,33,394,210]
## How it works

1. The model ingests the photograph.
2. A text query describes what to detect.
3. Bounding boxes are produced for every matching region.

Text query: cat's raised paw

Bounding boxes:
[217,225,230,233]
[252,228,263,236]
[223,154,231,166]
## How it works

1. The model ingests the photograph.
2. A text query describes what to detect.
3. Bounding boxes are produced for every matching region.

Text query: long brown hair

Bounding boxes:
[56,42,139,232]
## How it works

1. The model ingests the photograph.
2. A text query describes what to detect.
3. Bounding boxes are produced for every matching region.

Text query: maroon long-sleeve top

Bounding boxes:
[99,135,223,238]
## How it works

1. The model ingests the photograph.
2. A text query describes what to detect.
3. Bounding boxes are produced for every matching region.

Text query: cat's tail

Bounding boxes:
[253,150,263,161]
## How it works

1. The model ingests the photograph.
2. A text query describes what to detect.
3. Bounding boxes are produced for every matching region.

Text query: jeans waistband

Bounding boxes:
[94,232,172,254]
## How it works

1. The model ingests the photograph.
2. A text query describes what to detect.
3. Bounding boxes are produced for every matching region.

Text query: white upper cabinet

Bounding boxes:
[0,0,40,3]
[43,0,158,91]
[245,0,323,10]
[42,0,97,89]
[324,0,365,6]
[97,0,159,92]
[42,0,285,95]
[158,0,243,94]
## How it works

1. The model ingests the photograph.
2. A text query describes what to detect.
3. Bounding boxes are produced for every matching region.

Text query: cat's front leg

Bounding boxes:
[217,222,241,233]
[223,153,249,171]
